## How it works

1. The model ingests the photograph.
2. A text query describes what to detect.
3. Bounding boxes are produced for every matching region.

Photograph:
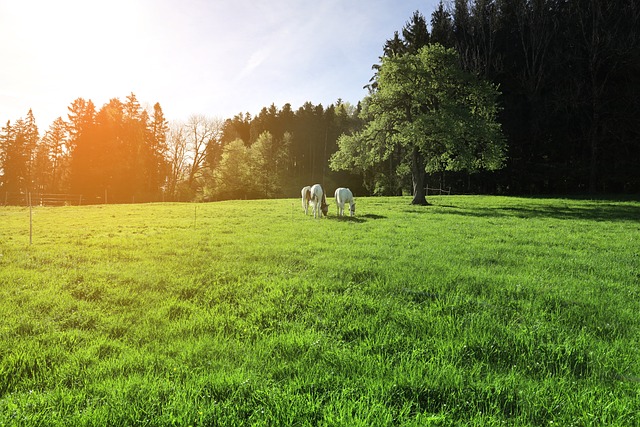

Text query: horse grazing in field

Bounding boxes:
[301,186,312,215]
[309,184,329,218]
[334,187,356,217]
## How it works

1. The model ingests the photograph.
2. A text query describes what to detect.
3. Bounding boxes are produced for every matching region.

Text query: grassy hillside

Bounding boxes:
[1,196,639,426]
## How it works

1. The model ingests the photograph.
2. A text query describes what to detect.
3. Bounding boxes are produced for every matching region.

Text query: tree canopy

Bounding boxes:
[331,44,505,205]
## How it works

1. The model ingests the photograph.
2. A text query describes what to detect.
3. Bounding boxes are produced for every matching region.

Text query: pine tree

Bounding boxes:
[430,1,454,48]
[23,110,39,192]
[147,102,170,198]
[402,10,430,53]
[41,117,69,193]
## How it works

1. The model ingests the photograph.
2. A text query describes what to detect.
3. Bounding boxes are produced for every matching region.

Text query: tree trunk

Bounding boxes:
[410,146,428,205]
[588,107,600,194]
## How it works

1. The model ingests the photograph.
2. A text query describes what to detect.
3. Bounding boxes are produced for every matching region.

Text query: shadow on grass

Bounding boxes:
[405,196,640,222]
[402,204,457,214]
[360,213,387,220]
[329,216,366,223]
[324,213,386,223]
[496,203,640,222]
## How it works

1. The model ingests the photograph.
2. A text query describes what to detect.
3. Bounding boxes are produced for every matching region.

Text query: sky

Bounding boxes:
[1,0,441,129]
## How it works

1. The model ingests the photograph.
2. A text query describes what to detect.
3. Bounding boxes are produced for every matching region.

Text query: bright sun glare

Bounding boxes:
[11,0,154,111]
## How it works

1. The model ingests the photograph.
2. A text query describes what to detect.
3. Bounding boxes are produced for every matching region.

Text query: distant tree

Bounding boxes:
[331,44,506,205]
[249,131,291,198]
[430,1,454,48]
[452,0,474,71]
[166,122,188,200]
[402,10,430,53]
[214,139,251,198]
[66,98,97,154]
[291,102,326,185]
[120,93,148,200]
[564,0,640,192]
[221,113,252,145]
[67,98,98,198]
[41,117,69,192]
[250,104,280,144]
[470,0,500,76]
[0,121,15,195]
[66,95,170,202]
[0,111,39,198]
[22,110,40,190]
[148,102,170,196]
[384,31,406,57]
[185,114,223,188]
[369,11,430,94]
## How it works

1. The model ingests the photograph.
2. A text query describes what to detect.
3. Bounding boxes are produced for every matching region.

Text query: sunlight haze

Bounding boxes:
[1,0,440,128]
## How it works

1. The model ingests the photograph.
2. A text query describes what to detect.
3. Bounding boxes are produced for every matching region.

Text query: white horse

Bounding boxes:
[335,187,356,217]
[301,186,311,215]
[309,184,329,218]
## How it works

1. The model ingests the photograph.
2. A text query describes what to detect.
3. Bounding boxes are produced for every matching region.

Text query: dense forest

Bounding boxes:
[1,0,639,205]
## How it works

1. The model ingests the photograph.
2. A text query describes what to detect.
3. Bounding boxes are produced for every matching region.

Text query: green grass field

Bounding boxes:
[1,196,639,426]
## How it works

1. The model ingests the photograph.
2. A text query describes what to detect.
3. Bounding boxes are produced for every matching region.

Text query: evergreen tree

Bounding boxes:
[221,113,252,146]
[249,131,291,198]
[23,109,40,191]
[214,139,251,199]
[148,102,170,197]
[430,1,455,48]
[402,10,430,53]
[0,112,39,199]
[41,117,69,193]
[0,121,15,196]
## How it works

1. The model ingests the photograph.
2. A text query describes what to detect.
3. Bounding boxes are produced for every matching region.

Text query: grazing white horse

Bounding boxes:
[301,186,312,215]
[334,187,356,217]
[309,184,329,218]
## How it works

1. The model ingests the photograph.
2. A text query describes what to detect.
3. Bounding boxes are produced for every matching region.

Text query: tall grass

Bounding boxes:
[1,196,639,426]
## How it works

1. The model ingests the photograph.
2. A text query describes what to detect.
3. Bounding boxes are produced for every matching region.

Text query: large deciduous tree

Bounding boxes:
[185,114,223,188]
[331,44,505,205]
[166,122,189,200]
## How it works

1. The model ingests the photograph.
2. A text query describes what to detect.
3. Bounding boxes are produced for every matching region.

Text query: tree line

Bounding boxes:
[2,0,638,204]
[0,94,363,204]
[427,0,640,194]
[349,0,639,195]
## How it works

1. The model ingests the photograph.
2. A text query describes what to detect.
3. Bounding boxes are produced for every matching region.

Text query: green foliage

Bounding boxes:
[1,196,639,425]
[248,131,291,198]
[0,111,39,195]
[213,139,251,198]
[331,44,505,203]
[67,94,169,203]
[208,131,290,200]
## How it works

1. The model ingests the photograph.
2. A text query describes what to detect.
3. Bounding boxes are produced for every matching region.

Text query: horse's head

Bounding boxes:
[349,203,356,216]
[321,202,329,216]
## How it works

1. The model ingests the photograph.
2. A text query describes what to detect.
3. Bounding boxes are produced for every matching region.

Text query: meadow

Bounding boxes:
[0,195,638,426]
